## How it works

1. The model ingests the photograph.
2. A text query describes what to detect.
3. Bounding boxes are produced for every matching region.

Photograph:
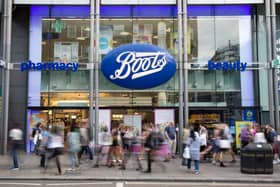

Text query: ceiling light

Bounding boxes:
[76,37,86,40]
[120,31,131,36]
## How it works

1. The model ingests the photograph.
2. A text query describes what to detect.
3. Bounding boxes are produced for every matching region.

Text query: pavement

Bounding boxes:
[0,152,280,183]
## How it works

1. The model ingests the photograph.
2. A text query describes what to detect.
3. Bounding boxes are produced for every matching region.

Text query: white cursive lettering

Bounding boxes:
[110,51,167,80]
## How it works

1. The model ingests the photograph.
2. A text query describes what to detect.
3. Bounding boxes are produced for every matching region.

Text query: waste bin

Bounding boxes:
[240,143,273,174]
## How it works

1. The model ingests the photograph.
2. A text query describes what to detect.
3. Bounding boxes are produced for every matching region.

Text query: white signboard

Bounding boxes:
[99,109,111,133]
[102,0,176,4]
[188,0,263,4]
[98,109,111,145]
[154,109,174,134]
[123,115,142,136]
[15,0,89,4]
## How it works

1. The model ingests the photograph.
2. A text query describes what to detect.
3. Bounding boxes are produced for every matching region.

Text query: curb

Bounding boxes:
[0,177,279,183]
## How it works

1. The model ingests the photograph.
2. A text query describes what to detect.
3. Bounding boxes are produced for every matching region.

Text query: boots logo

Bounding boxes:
[101,44,176,89]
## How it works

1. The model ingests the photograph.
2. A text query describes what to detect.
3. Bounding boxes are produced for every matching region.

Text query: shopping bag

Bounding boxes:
[183,146,190,159]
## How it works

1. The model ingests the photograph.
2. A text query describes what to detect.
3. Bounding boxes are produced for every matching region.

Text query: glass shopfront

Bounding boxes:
[27,5,258,139]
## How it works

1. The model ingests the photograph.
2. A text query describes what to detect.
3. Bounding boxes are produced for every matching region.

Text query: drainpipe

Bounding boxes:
[266,0,275,127]
[95,0,100,146]
[183,0,189,128]
[89,0,95,144]
[271,0,280,131]
[1,0,12,154]
[178,0,184,154]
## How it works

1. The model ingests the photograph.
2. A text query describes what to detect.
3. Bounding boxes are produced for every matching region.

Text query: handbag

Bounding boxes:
[220,139,231,149]
[183,146,190,159]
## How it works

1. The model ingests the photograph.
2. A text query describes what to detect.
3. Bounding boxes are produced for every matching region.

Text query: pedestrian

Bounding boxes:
[78,119,93,164]
[38,125,50,168]
[240,125,253,148]
[187,128,200,175]
[182,128,190,166]
[199,125,207,152]
[67,126,81,171]
[143,124,164,173]
[119,126,142,171]
[106,128,123,167]
[9,123,23,170]
[211,125,221,166]
[45,126,64,175]
[30,122,42,152]
[223,124,236,163]
[33,125,42,155]
[164,122,177,159]
[264,124,279,164]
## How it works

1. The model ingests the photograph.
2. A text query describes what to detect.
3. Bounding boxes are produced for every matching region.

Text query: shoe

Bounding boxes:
[220,162,226,167]
[66,168,74,171]
[93,164,99,168]
[10,167,19,171]
[107,164,114,168]
[136,167,142,171]
[119,166,126,170]
[273,160,278,164]
[194,171,200,175]
[230,160,236,163]
[212,160,216,165]
[143,170,151,173]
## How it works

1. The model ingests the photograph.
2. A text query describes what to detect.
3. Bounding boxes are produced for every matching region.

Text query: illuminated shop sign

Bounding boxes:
[101,44,176,89]
[208,60,247,71]
[21,61,79,72]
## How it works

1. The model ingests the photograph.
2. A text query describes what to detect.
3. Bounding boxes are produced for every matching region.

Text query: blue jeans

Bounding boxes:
[12,144,19,168]
[187,159,199,171]
[69,152,76,169]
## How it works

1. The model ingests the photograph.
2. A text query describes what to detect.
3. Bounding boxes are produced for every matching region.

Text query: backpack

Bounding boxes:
[145,131,164,150]
[266,131,276,143]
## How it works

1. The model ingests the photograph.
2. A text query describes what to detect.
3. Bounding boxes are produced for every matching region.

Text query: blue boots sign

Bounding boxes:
[101,44,176,89]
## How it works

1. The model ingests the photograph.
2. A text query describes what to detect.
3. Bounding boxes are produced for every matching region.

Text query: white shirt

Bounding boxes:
[9,129,23,140]
[48,134,64,148]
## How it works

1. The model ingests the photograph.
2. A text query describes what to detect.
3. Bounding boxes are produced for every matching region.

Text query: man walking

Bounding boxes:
[165,122,177,158]
[9,123,23,170]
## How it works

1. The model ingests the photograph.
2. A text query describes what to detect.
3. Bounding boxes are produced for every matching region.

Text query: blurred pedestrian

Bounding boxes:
[143,124,164,173]
[120,126,142,171]
[264,125,279,164]
[67,126,81,171]
[240,125,253,148]
[45,127,64,175]
[106,128,123,167]
[182,128,190,166]
[212,125,221,166]
[9,123,23,170]
[78,119,93,164]
[223,124,236,163]
[38,125,50,168]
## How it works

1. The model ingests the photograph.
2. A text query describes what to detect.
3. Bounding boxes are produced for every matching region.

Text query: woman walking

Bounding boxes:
[187,127,201,175]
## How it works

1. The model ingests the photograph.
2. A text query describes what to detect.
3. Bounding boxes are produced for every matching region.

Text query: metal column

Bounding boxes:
[1,0,12,154]
[271,0,280,131]
[178,0,184,154]
[94,0,100,147]
[89,0,95,141]
[265,0,275,127]
[183,0,189,128]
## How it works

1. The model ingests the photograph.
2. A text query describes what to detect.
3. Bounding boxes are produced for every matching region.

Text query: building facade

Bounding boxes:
[0,0,279,153]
